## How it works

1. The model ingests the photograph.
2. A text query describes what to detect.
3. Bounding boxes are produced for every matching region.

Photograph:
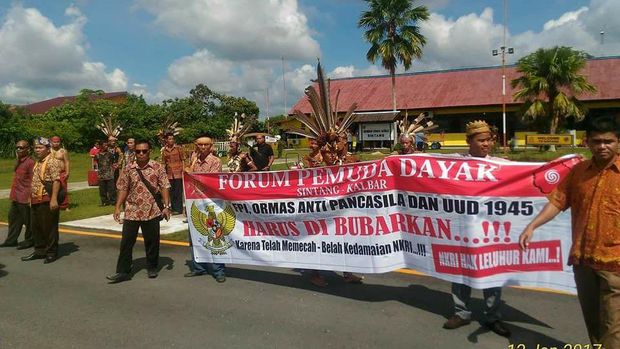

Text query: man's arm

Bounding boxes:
[114,190,128,223]
[518,203,562,250]
[49,180,61,211]
[266,155,274,170]
[63,150,70,178]
[160,187,171,221]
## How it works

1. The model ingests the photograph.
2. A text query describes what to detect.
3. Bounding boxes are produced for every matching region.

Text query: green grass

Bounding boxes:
[0,152,94,190]
[0,188,115,223]
[162,229,190,243]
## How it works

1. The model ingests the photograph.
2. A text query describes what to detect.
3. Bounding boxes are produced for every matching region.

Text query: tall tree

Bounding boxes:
[511,46,596,150]
[358,0,429,111]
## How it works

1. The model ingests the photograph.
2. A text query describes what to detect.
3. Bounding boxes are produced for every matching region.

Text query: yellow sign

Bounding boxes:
[526,134,574,146]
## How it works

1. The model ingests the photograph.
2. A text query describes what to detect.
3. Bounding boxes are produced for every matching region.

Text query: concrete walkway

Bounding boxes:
[0,181,93,199]
[62,213,188,235]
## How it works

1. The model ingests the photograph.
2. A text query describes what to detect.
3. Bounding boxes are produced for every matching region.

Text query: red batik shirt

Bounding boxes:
[11,156,35,204]
[117,160,170,221]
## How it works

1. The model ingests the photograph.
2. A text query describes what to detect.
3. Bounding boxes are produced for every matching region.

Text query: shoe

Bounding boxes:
[215,274,226,283]
[147,269,158,279]
[443,315,471,329]
[106,273,131,284]
[17,242,34,250]
[44,255,57,264]
[182,219,188,223]
[0,241,17,247]
[184,271,207,277]
[21,253,45,261]
[309,273,327,287]
[485,320,511,337]
[342,272,364,284]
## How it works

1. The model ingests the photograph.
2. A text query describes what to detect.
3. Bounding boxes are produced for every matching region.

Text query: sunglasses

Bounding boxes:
[16,146,28,150]
[135,149,150,154]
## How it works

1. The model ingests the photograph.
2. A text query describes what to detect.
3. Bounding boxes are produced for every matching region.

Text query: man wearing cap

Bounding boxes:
[21,137,63,264]
[0,140,35,249]
[250,134,274,171]
[442,120,511,337]
[162,133,186,214]
[184,135,227,282]
[50,136,70,210]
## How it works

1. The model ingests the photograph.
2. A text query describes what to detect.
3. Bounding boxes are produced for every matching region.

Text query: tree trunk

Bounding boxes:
[548,113,559,152]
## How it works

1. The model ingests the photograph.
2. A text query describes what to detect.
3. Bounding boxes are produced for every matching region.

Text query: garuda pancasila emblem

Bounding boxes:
[190,202,236,254]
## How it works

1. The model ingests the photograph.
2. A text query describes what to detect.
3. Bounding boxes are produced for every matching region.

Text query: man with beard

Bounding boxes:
[21,137,62,264]
[106,140,171,283]
[1,140,34,249]
[184,136,226,282]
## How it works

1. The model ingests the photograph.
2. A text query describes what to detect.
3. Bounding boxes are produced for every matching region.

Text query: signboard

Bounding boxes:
[361,123,393,141]
[526,134,574,146]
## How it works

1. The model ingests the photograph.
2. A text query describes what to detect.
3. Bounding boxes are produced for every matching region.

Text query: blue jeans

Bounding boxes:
[189,240,225,277]
[451,283,502,322]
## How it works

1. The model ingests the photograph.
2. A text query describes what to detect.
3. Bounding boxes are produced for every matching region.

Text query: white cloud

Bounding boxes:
[134,0,320,61]
[543,6,588,30]
[415,0,619,71]
[0,5,128,104]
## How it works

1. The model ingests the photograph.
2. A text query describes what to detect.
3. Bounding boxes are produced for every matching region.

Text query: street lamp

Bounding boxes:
[492,46,514,151]
[492,0,514,151]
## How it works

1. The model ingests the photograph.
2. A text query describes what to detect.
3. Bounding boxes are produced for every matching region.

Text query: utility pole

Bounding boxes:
[492,0,513,152]
[282,56,287,116]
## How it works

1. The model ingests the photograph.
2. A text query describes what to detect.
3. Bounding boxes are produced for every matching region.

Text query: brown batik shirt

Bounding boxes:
[117,160,170,221]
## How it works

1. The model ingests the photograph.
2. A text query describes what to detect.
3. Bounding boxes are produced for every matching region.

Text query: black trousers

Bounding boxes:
[98,179,116,205]
[170,178,183,213]
[5,201,32,245]
[115,218,160,274]
[31,202,60,257]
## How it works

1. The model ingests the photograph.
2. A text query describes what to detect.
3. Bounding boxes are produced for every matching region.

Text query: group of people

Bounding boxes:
[396,116,620,347]
[1,136,69,264]
[105,114,275,284]
[2,111,618,347]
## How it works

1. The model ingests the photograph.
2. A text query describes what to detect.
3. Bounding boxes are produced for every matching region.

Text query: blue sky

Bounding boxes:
[0,0,617,116]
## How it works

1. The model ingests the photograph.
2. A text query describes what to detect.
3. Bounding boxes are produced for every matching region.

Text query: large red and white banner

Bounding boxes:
[184,154,582,293]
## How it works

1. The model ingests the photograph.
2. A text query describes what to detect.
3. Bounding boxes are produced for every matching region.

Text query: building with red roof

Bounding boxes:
[19,91,128,115]
[287,56,620,148]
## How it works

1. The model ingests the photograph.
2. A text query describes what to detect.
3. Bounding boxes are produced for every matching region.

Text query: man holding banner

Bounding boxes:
[443,120,511,338]
[520,115,620,348]
[184,135,227,283]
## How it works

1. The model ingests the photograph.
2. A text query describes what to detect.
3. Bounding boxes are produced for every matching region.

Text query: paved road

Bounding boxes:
[0,227,588,348]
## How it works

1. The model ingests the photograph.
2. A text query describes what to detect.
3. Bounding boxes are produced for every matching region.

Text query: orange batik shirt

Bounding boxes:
[548,157,620,272]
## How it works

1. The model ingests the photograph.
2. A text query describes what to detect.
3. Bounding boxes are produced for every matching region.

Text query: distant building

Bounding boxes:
[287,56,620,148]
[19,91,128,115]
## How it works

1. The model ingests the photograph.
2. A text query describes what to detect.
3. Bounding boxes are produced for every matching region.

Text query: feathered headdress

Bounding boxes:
[398,112,437,140]
[227,112,255,143]
[157,114,183,143]
[96,113,122,138]
[287,60,358,148]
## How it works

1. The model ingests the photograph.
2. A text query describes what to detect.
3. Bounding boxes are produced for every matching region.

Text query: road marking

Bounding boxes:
[0,221,574,295]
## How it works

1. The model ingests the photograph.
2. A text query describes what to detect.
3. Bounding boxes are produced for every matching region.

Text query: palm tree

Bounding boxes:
[358,0,429,111]
[511,46,597,150]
